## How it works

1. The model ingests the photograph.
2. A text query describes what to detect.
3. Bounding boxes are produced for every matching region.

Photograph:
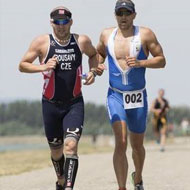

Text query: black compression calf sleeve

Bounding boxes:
[64,155,78,189]
[51,154,65,179]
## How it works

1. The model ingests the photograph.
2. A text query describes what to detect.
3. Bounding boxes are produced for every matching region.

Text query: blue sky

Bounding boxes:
[0,0,190,107]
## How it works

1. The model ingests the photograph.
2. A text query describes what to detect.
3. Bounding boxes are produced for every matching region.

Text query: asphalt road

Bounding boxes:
[0,137,189,190]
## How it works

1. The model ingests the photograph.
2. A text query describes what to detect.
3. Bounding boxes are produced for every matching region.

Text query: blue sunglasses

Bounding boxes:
[53,19,70,25]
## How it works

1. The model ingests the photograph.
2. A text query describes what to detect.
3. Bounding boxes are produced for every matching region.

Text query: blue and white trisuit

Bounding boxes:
[106,26,148,133]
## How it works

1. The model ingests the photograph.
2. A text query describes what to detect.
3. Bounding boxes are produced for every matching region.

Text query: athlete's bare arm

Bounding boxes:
[96,28,112,76]
[97,29,108,63]
[127,27,166,68]
[19,35,58,73]
[78,34,98,85]
[78,34,98,69]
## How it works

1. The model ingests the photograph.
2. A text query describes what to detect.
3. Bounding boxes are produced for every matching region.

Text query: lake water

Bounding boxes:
[0,143,48,152]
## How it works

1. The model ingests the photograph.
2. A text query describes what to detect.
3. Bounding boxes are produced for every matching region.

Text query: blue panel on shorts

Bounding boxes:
[107,88,148,133]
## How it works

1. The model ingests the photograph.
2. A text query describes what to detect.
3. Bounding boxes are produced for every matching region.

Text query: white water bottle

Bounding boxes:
[81,73,88,84]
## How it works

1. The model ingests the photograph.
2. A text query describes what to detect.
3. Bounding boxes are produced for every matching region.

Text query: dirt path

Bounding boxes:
[0,138,190,190]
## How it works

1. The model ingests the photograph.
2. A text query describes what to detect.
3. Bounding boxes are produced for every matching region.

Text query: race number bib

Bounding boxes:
[123,90,144,109]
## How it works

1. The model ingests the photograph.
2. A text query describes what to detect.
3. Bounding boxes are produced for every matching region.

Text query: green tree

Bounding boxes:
[0,101,190,138]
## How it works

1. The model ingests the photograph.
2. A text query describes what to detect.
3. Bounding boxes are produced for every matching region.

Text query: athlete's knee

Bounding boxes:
[48,137,63,149]
[47,137,64,159]
[64,137,78,155]
[115,138,127,153]
[64,127,81,154]
[65,127,82,140]
[131,143,144,153]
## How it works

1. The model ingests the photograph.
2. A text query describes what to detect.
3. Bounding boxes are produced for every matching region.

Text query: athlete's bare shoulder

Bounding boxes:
[139,26,157,42]
[99,27,116,44]
[31,34,49,45]
[29,34,49,51]
[25,34,50,60]
[74,33,92,47]
[76,33,91,43]
[101,27,116,37]
[73,33,95,54]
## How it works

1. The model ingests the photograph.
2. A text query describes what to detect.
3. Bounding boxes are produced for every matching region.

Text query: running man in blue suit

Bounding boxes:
[96,0,166,190]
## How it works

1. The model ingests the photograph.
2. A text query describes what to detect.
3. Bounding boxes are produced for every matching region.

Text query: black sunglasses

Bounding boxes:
[115,10,133,16]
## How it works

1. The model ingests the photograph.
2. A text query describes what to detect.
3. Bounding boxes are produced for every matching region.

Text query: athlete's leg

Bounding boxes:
[160,118,167,151]
[152,117,160,143]
[42,99,65,187]
[160,128,166,151]
[49,140,65,187]
[107,89,128,189]
[64,137,79,190]
[127,91,147,185]
[62,98,84,190]
[112,121,128,189]
[129,132,145,184]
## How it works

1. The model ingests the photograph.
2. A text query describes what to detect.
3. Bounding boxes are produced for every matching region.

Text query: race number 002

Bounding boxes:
[124,93,142,104]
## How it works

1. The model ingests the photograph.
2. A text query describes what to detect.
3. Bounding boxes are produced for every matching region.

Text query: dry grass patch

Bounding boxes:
[0,142,113,176]
[0,149,51,176]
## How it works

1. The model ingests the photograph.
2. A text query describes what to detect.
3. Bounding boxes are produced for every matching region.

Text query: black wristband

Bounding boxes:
[90,70,97,77]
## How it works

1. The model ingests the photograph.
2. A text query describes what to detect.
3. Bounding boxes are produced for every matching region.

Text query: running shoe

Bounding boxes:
[131,172,144,190]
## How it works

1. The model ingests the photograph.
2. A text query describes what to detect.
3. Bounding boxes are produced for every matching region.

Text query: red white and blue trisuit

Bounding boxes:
[42,33,84,143]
